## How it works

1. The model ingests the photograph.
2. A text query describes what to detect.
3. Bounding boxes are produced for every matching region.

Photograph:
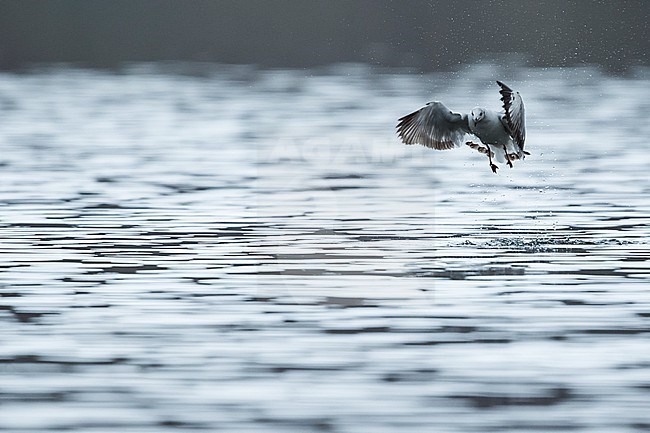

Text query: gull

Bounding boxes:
[396,81,527,173]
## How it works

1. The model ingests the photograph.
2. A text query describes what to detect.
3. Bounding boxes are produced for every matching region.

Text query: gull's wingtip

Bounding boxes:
[496,80,511,90]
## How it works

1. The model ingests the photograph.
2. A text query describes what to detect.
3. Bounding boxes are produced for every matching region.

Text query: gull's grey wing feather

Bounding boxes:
[396,101,470,150]
[496,81,526,151]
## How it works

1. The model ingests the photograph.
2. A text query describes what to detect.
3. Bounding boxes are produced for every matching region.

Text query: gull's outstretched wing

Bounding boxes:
[496,81,526,151]
[396,101,470,150]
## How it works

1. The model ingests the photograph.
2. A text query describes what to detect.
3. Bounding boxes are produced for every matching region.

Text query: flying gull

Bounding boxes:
[396,81,528,173]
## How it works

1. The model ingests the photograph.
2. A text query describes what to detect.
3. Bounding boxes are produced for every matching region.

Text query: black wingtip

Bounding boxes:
[496,80,511,91]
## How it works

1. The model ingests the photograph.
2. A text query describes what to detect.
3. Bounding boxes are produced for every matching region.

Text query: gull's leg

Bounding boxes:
[503,145,513,168]
[467,141,498,173]
[487,149,498,174]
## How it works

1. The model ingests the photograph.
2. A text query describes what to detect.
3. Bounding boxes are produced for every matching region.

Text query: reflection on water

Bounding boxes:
[0,64,649,432]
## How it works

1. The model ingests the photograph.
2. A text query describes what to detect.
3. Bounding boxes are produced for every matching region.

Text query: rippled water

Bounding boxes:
[0,64,649,432]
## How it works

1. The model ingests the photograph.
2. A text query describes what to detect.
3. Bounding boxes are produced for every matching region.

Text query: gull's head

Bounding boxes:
[471,107,486,123]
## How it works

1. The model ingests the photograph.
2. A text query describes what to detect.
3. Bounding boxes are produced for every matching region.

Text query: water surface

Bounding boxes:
[0,64,649,432]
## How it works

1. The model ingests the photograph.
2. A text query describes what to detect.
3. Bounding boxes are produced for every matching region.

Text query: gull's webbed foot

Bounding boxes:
[490,163,499,174]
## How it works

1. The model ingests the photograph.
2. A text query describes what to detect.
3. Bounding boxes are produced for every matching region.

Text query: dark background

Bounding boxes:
[0,0,647,71]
